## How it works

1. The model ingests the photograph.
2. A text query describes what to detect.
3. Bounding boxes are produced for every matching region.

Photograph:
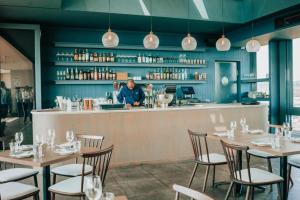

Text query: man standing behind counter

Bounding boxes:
[117,79,145,107]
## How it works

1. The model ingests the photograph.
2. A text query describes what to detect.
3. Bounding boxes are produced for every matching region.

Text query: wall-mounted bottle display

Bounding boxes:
[56,49,206,65]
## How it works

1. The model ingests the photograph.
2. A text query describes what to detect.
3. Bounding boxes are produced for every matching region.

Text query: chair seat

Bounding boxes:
[0,168,38,183]
[237,168,283,184]
[49,176,85,195]
[247,149,276,158]
[51,164,93,177]
[288,154,300,167]
[198,153,227,164]
[0,182,39,200]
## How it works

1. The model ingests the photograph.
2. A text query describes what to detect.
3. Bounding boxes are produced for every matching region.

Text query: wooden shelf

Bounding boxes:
[54,42,206,52]
[54,80,207,85]
[241,78,269,83]
[53,61,207,68]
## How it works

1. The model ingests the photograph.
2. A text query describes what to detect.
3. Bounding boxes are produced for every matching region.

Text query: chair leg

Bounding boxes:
[202,165,210,192]
[51,193,56,200]
[34,174,38,187]
[52,173,56,185]
[212,165,216,187]
[267,158,273,192]
[245,186,251,200]
[188,162,199,188]
[225,181,234,200]
[277,183,282,200]
[288,164,294,188]
[250,186,254,200]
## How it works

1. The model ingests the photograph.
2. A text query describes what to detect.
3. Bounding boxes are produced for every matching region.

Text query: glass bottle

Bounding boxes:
[138,54,142,63]
[94,52,98,62]
[111,53,115,62]
[103,53,107,62]
[65,68,70,80]
[105,67,109,80]
[94,67,98,80]
[99,53,103,62]
[75,68,79,80]
[82,49,86,62]
[74,49,78,61]
[85,49,89,62]
[89,51,94,62]
[98,68,102,80]
[79,70,83,80]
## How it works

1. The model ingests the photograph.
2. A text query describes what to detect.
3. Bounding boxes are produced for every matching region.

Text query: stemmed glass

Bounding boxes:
[229,121,237,138]
[84,176,102,200]
[66,130,74,144]
[240,118,247,133]
[47,129,56,148]
[15,132,24,151]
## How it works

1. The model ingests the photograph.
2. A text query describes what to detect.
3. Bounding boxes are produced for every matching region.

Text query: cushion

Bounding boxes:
[0,168,38,183]
[236,168,283,184]
[247,149,275,158]
[0,182,39,200]
[288,154,300,166]
[51,164,93,177]
[198,153,227,164]
[49,176,84,195]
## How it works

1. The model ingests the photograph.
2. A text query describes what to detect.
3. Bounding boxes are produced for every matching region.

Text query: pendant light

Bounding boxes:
[102,0,119,48]
[143,0,159,49]
[246,0,261,52]
[216,0,231,51]
[182,0,197,51]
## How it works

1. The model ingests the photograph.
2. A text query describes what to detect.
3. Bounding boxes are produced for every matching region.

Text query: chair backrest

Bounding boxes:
[220,140,251,184]
[76,134,104,163]
[173,184,214,200]
[188,129,210,163]
[80,145,113,192]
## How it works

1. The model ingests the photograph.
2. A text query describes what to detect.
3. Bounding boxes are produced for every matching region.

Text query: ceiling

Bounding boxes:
[0,0,300,35]
[0,36,32,71]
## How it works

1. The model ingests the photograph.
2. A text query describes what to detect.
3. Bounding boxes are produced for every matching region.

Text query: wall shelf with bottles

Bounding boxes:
[53,61,207,68]
[54,80,207,85]
[54,42,206,52]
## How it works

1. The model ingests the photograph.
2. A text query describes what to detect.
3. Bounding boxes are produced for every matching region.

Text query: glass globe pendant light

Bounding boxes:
[182,0,197,51]
[143,0,159,49]
[216,0,231,51]
[245,0,261,52]
[102,0,119,48]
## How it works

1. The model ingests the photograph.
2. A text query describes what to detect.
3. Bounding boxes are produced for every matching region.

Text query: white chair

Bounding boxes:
[0,168,38,185]
[173,184,214,200]
[287,154,300,189]
[0,182,39,200]
[188,130,227,192]
[51,134,104,184]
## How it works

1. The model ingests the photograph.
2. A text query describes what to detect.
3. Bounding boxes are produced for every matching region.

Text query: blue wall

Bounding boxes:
[41,27,252,108]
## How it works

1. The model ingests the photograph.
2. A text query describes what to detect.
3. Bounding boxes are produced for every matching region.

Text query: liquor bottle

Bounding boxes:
[85,49,89,62]
[105,67,109,80]
[103,53,107,62]
[107,53,111,62]
[91,69,94,80]
[62,71,66,80]
[112,70,116,80]
[149,54,153,63]
[98,68,102,80]
[181,69,185,80]
[79,70,83,80]
[82,49,86,62]
[111,53,115,62]
[157,68,161,80]
[94,53,98,62]
[66,68,70,80]
[70,68,74,80]
[89,51,94,62]
[94,67,98,80]
[138,54,142,63]
[101,67,105,80]
[78,50,82,62]
[174,69,178,80]
[88,70,92,80]
[56,70,60,80]
[184,69,188,80]
[142,54,145,63]
[74,49,79,61]
[75,68,79,80]
[99,53,103,62]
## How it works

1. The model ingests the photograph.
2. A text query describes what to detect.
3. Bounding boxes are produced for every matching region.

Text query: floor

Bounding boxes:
[16,158,300,200]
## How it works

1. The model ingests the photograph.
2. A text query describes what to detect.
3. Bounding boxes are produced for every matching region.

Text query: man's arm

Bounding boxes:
[117,89,124,103]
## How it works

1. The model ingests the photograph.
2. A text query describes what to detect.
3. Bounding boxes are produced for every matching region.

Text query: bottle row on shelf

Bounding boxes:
[56,49,207,65]
[56,67,207,81]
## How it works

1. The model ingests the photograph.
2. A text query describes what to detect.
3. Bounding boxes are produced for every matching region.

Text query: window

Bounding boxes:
[256,45,269,95]
[292,38,300,107]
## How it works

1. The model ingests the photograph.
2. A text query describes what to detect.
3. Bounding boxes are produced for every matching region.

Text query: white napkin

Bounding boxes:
[291,138,300,143]
[251,139,272,147]
[248,129,264,134]
[56,143,73,149]
[213,131,229,137]
[19,145,33,151]
[10,151,34,158]
[54,148,77,155]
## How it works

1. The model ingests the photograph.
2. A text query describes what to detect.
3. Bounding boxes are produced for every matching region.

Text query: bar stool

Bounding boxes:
[220,140,283,200]
[0,182,39,200]
[173,184,214,200]
[49,145,113,200]
[51,134,104,184]
[188,130,227,192]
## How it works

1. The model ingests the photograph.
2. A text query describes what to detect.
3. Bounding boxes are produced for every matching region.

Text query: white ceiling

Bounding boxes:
[0,36,32,71]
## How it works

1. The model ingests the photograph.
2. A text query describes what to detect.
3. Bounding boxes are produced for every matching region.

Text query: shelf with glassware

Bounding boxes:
[54,80,207,85]
[240,78,269,84]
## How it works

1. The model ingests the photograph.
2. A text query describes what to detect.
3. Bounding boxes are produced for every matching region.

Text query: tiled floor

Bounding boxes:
[43,158,300,200]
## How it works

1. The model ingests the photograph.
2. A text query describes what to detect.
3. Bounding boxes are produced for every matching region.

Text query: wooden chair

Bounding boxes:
[220,140,283,200]
[247,124,282,191]
[0,182,39,200]
[49,145,113,200]
[287,154,300,190]
[188,130,227,192]
[51,134,104,184]
[173,184,214,200]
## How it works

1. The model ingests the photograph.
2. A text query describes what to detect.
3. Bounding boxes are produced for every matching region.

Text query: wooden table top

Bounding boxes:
[207,133,300,157]
[0,147,99,167]
[115,196,128,200]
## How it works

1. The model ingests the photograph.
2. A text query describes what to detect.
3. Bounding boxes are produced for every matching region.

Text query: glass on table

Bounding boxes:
[75,140,81,152]
[9,142,17,155]
[46,129,56,148]
[32,143,42,161]
[15,132,24,151]
[84,175,102,200]
[66,130,74,144]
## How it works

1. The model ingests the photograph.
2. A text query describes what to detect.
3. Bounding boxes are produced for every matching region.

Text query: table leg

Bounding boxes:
[280,157,288,200]
[42,166,51,200]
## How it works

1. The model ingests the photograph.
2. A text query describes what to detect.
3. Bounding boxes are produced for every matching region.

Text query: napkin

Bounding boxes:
[251,139,272,147]
[10,151,34,158]
[56,143,74,149]
[248,129,264,134]
[54,148,77,155]
[213,132,229,137]
[19,145,33,151]
[291,138,300,143]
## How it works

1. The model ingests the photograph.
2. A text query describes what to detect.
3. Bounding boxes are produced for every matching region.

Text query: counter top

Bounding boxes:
[32,103,268,115]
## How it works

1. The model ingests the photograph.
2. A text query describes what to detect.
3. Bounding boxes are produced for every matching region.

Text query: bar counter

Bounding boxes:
[32,103,268,166]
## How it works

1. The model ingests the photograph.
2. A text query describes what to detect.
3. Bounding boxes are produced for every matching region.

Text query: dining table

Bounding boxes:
[0,146,99,200]
[207,132,300,200]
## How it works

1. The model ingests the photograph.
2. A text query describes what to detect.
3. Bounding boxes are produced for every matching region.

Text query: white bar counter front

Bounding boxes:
[32,103,268,167]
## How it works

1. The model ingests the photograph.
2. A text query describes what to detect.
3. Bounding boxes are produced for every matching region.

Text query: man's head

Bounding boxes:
[127,79,135,90]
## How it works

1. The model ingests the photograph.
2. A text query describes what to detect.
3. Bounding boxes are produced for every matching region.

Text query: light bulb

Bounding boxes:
[143,31,159,49]
[246,39,261,52]
[102,28,119,48]
[181,34,197,51]
[216,35,231,51]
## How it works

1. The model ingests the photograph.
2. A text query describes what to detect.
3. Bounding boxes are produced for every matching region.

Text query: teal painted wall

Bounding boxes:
[41,27,252,108]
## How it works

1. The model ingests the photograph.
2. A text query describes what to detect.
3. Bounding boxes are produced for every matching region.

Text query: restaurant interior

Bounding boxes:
[1,0,300,200]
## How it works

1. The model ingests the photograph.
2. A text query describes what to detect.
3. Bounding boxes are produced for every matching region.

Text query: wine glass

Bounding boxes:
[84,176,102,200]
[240,118,247,133]
[47,129,56,148]
[15,132,24,151]
[230,121,237,130]
[66,130,74,143]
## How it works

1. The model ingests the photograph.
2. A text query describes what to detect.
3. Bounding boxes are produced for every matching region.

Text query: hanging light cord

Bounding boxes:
[222,0,224,36]
[187,0,190,34]
[150,0,153,32]
[251,0,254,40]
[108,0,111,29]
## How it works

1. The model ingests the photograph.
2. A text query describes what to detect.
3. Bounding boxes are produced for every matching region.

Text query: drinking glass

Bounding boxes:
[101,192,115,200]
[47,129,56,148]
[15,132,24,151]
[66,130,74,143]
[35,134,44,145]
[9,142,17,155]
[240,118,247,133]
[84,176,102,200]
